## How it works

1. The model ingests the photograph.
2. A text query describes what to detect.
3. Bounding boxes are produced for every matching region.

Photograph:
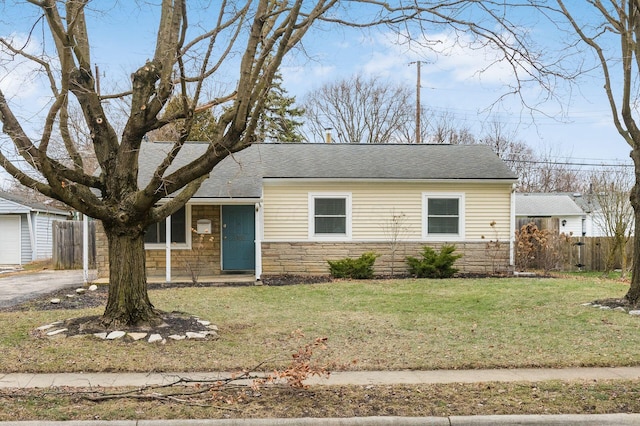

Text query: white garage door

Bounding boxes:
[0,216,21,265]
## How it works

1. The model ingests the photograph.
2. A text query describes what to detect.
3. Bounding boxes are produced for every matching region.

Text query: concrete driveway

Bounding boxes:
[0,269,96,308]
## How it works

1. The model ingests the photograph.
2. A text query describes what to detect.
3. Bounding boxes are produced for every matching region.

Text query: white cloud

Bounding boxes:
[0,33,49,100]
[359,29,523,88]
[280,64,337,95]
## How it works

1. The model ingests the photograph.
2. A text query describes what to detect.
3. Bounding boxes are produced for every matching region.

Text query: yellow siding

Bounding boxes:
[263,181,513,242]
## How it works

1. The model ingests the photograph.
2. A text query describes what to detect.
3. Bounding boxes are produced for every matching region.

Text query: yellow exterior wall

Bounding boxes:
[263,181,512,242]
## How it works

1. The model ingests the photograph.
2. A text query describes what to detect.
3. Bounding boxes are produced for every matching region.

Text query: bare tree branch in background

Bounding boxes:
[589,167,634,278]
[302,74,415,143]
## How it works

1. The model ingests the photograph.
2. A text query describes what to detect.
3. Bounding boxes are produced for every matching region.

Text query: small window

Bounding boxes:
[428,198,459,234]
[144,206,188,246]
[423,194,464,239]
[309,193,351,239]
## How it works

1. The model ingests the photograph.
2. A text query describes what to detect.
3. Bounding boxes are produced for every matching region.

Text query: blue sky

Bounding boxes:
[0,2,633,169]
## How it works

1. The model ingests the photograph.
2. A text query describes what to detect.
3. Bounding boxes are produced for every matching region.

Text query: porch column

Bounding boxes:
[27,212,36,261]
[165,214,171,282]
[509,183,516,267]
[255,202,262,281]
[83,214,89,284]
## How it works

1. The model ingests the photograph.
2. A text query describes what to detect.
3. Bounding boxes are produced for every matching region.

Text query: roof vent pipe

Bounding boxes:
[325,128,332,144]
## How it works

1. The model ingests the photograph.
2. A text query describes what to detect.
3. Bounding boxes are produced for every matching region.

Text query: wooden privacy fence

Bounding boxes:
[52,220,96,270]
[553,236,633,272]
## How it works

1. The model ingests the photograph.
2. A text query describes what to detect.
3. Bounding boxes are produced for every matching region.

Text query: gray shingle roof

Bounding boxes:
[0,190,70,215]
[139,142,518,199]
[516,193,585,217]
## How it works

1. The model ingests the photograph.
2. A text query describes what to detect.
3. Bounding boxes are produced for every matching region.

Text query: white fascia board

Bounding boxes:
[156,197,262,205]
[262,178,517,185]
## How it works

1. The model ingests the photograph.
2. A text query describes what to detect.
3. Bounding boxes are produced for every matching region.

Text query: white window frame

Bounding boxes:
[422,192,465,241]
[308,192,352,240]
[144,204,192,250]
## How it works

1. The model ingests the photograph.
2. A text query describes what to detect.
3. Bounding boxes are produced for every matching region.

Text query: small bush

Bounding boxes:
[328,252,379,279]
[515,222,569,273]
[406,245,462,278]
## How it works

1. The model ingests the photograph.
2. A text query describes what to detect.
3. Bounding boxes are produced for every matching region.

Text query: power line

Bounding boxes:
[504,158,633,168]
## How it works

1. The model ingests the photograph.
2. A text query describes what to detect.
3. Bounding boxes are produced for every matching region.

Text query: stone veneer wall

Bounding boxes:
[95,221,108,278]
[95,205,222,279]
[260,241,511,277]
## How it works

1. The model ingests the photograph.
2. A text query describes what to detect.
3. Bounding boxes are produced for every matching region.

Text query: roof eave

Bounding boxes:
[262,177,518,184]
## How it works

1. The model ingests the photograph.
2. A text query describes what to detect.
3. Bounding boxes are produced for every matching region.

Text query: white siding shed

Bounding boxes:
[0,191,70,265]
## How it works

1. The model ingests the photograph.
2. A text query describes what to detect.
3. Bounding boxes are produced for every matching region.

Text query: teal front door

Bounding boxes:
[222,205,255,271]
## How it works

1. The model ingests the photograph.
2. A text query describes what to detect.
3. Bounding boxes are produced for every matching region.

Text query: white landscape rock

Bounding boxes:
[197,320,211,326]
[106,331,126,340]
[207,324,219,331]
[46,328,68,336]
[168,334,186,341]
[186,332,206,339]
[50,298,61,304]
[629,310,640,316]
[37,324,55,331]
[148,334,163,343]
[94,332,108,339]
[88,284,98,291]
[76,288,86,294]
[128,332,147,341]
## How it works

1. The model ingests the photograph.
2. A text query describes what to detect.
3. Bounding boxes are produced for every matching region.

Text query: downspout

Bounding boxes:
[255,202,263,281]
[165,215,172,283]
[509,183,516,270]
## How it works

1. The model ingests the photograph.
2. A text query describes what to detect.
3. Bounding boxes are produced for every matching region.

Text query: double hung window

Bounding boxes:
[423,193,464,239]
[309,193,351,239]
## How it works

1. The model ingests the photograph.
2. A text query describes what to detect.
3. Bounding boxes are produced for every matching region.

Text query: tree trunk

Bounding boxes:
[101,223,160,328]
[625,182,640,305]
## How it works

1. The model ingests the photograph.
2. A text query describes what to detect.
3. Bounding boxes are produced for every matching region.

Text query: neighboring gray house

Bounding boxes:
[515,193,586,236]
[0,191,71,265]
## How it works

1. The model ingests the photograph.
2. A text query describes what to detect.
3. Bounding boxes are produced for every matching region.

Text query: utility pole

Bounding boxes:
[410,61,423,144]
[95,64,101,95]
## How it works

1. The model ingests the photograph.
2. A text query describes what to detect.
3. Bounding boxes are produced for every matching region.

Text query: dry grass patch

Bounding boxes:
[2,380,640,421]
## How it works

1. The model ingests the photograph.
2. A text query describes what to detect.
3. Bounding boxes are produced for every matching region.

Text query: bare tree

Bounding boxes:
[380,209,410,276]
[549,1,640,301]
[427,111,477,145]
[4,0,640,326]
[589,168,634,277]
[0,1,339,327]
[477,119,537,191]
[421,0,640,302]
[531,147,587,193]
[302,74,415,143]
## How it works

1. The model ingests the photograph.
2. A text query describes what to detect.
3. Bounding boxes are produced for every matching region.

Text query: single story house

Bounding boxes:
[0,191,71,265]
[96,142,518,280]
[569,192,614,238]
[515,193,586,236]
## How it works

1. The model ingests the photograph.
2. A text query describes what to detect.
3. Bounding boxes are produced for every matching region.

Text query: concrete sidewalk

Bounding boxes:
[2,366,640,388]
[3,415,640,425]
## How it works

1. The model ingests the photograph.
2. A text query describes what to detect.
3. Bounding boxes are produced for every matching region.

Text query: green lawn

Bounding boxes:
[1,276,638,373]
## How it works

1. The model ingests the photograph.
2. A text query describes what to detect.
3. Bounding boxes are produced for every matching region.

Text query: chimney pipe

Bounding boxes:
[324,128,332,144]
